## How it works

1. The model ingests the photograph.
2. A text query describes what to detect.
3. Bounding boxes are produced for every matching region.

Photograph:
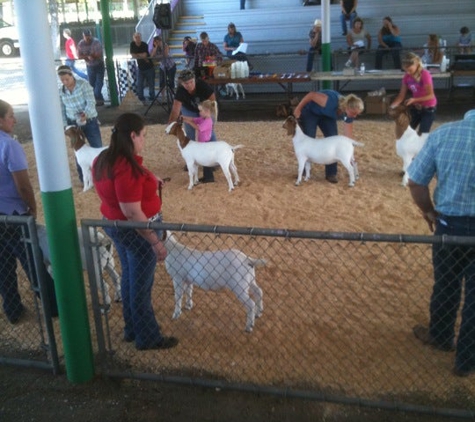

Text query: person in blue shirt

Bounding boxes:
[408,109,475,378]
[292,90,364,183]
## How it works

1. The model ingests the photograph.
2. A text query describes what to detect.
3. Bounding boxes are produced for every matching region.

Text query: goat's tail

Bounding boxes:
[231,144,245,152]
[248,258,267,268]
[351,141,365,147]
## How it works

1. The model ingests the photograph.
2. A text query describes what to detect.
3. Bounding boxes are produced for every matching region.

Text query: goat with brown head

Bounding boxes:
[64,125,87,151]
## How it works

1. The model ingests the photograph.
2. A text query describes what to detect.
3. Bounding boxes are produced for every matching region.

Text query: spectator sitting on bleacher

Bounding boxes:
[193,32,223,78]
[182,36,196,69]
[223,23,245,58]
[421,34,444,65]
[375,16,403,70]
[458,26,472,54]
[344,17,371,69]
[306,19,322,72]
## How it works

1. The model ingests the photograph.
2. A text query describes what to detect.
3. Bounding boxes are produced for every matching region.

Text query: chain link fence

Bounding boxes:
[0,215,59,373]
[80,219,475,418]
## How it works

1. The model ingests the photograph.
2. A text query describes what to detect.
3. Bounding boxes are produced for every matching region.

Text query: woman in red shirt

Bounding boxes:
[93,113,178,351]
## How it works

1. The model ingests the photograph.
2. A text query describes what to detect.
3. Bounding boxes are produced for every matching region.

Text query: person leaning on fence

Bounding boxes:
[57,65,103,184]
[408,109,475,378]
[375,16,403,70]
[458,26,472,54]
[306,19,322,72]
[92,112,178,351]
[390,53,437,135]
[345,17,371,69]
[129,32,155,103]
[292,90,364,184]
[150,35,177,93]
[0,99,58,323]
[77,29,105,106]
[340,0,358,36]
[62,28,87,80]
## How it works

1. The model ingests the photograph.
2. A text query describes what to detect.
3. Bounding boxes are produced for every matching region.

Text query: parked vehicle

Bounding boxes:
[0,19,19,57]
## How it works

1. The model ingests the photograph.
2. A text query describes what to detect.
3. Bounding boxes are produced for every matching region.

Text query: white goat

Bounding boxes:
[388,105,429,187]
[226,83,245,100]
[65,125,108,192]
[282,116,364,187]
[165,121,243,192]
[163,231,266,333]
[37,224,122,307]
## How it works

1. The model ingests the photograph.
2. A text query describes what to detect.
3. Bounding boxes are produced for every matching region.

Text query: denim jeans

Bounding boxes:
[86,62,105,101]
[136,67,155,101]
[240,0,246,9]
[306,47,321,72]
[65,58,88,80]
[300,103,339,177]
[0,221,58,321]
[431,216,475,372]
[409,106,436,134]
[340,12,357,35]
[104,223,165,349]
[67,117,103,182]
[375,42,402,70]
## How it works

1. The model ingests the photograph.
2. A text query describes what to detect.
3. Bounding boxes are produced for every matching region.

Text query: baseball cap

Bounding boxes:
[83,29,92,36]
[179,69,195,82]
[314,19,322,27]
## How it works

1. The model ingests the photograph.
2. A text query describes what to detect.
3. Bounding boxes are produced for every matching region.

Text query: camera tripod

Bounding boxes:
[144,65,175,116]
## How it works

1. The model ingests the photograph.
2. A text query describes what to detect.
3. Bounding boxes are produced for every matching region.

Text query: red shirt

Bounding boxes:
[65,38,76,59]
[93,155,161,220]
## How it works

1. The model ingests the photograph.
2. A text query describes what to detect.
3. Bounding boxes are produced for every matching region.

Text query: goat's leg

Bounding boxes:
[184,283,193,310]
[304,161,311,181]
[104,263,122,302]
[401,156,412,187]
[187,163,197,190]
[239,84,245,99]
[82,167,93,192]
[234,289,256,332]
[341,160,356,187]
[249,279,263,318]
[220,162,235,192]
[295,159,306,185]
[351,158,360,180]
[229,159,240,186]
[172,279,186,319]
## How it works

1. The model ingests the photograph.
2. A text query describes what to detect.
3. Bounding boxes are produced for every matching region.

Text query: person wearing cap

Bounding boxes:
[77,29,105,106]
[62,28,87,80]
[57,65,102,183]
[306,19,322,72]
[130,32,155,103]
[150,35,177,94]
[168,69,217,183]
[408,109,475,378]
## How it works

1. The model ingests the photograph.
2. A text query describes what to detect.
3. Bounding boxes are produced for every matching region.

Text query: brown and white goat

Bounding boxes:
[64,126,108,192]
[282,116,363,187]
[387,105,429,187]
[165,121,243,192]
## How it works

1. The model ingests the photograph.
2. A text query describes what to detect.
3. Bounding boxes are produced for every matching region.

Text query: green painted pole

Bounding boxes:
[14,0,94,383]
[100,0,119,106]
[321,0,331,90]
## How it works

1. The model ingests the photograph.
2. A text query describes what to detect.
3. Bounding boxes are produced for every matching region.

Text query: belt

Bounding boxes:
[149,211,162,222]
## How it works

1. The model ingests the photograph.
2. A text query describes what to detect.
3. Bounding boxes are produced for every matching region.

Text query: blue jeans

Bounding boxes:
[0,220,58,321]
[104,223,165,349]
[136,67,155,101]
[431,216,475,372]
[300,103,338,177]
[240,0,246,9]
[67,117,103,182]
[65,58,88,80]
[340,12,357,35]
[86,62,105,102]
[409,106,436,134]
[375,42,402,70]
[306,47,321,72]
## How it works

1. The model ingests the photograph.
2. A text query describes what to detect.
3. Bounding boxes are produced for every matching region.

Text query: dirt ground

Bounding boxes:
[1,94,473,422]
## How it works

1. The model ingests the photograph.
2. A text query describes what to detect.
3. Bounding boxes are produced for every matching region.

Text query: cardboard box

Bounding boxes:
[364,94,394,115]
[213,60,236,79]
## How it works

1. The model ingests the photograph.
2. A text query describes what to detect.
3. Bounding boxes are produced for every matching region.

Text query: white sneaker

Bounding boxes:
[345,60,352,68]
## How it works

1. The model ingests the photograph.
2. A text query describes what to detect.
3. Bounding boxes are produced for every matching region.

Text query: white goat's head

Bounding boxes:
[64,125,87,151]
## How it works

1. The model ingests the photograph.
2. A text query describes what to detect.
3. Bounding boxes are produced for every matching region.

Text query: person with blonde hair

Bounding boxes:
[293,90,364,184]
[181,99,219,183]
[390,52,437,134]
[306,19,322,72]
